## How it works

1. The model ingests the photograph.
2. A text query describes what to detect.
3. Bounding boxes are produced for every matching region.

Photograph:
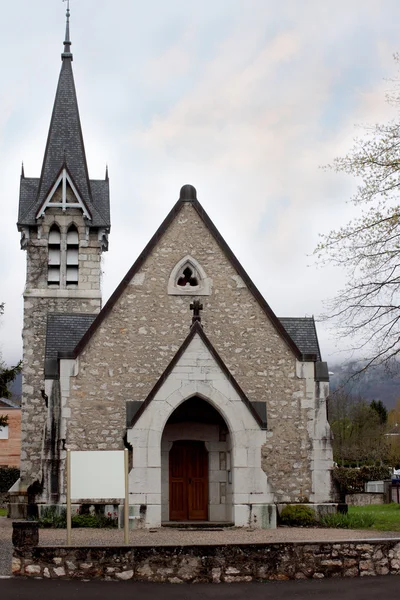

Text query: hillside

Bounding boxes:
[329,361,400,410]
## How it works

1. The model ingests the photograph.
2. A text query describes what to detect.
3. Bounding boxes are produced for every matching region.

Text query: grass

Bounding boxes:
[348,503,400,532]
[0,508,7,517]
[320,512,376,529]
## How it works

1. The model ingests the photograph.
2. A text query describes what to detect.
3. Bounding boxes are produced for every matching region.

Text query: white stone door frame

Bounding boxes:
[126,333,275,528]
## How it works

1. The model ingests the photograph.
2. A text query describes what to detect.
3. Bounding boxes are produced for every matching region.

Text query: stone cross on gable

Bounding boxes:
[190,300,203,326]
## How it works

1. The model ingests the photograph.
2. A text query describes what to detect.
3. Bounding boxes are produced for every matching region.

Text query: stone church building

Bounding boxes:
[15,10,333,528]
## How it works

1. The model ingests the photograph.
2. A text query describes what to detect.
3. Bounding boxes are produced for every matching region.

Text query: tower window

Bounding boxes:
[48,225,61,286]
[66,226,79,286]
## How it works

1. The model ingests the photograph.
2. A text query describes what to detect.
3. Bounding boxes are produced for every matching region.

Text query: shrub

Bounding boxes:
[0,467,20,493]
[38,506,118,528]
[279,504,317,527]
[320,512,375,529]
[333,466,391,495]
[72,513,117,528]
[38,506,66,528]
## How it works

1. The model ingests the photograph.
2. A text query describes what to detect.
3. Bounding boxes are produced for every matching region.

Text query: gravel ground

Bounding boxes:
[1,516,400,576]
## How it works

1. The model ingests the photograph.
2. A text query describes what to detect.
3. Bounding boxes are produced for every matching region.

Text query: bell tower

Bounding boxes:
[16,6,110,498]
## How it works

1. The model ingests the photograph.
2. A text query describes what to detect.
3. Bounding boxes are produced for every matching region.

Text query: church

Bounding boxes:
[14,8,334,528]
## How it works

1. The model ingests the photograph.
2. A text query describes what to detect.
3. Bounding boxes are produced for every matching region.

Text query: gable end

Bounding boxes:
[73,188,305,360]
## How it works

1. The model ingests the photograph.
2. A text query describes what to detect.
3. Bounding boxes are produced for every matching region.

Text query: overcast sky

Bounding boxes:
[1,0,400,368]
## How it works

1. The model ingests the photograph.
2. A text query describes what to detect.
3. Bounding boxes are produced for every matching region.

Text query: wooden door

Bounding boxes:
[169,441,208,521]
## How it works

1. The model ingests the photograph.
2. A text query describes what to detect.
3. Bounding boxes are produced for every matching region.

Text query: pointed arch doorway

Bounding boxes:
[161,395,232,523]
[169,440,208,521]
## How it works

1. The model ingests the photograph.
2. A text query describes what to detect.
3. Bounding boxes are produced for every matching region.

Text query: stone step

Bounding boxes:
[162,521,234,530]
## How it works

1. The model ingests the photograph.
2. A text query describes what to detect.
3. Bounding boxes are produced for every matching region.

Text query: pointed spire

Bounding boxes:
[105,165,109,181]
[34,1,92,216]
[62,1,73,60]
[17,1,110,231]
[21,162,25,178]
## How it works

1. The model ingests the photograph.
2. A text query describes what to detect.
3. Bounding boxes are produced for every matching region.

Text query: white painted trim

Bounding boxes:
[36,169,91,220]
[168,255,212,296]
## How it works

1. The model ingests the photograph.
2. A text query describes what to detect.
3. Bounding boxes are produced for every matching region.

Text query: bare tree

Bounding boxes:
[316,55,400,372]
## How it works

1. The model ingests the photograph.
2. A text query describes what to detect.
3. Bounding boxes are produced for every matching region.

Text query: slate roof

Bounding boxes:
[0,398,20,409]
[279,317,322,361]
[45,313,96,377]
[44,315,323,380]
[17,29,110,229]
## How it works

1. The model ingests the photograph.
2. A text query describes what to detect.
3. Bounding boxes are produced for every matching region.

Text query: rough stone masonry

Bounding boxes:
[12,539,400,582]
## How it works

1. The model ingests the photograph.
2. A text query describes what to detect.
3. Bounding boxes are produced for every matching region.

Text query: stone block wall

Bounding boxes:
[12,539,400,582]
[21,296,100,489]
[20,210,104,491]
[346,494,385,506]
[25,211,103,291]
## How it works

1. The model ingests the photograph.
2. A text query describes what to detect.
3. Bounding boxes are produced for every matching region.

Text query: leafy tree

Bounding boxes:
[0,303,22,399]
[316,56,400,372]
[370,399,388,424]
[329,391,388,465]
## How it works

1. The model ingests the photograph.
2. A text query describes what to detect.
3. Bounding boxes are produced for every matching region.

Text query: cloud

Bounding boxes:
[2,0,400,367]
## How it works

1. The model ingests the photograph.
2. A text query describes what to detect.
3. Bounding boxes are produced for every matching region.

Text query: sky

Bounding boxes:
[1,0,400,368]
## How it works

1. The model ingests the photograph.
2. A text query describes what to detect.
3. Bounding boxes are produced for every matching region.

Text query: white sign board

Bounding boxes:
[70,450,125,499]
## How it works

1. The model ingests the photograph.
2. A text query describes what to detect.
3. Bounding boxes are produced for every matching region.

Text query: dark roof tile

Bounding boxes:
[279,317,322,361]
[18,56,110,229]
[45,313,97,377]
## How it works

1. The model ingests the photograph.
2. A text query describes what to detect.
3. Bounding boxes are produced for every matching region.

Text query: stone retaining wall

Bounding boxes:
[346,493,385,506]
[12,540,400,582]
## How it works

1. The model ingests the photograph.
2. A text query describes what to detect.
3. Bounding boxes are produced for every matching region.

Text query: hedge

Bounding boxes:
[333,465,391,495]
[0,467,20,493]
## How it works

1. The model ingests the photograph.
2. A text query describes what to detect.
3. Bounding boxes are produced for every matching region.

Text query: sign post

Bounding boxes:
[124,448,129,545]
[66,450,128,545]
[66,449,72,545]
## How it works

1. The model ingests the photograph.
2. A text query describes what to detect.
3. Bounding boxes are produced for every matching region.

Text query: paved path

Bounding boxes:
[1,576,400,599]
[1,515,400,577]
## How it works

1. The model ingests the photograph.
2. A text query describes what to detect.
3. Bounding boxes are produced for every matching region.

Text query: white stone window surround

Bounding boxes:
[168,255,212,296]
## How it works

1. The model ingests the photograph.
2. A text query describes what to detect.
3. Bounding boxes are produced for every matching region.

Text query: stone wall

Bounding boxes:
[66,201,332,503]
[12,539,400,582]
[20,210,103,491]
[346,494,385,506]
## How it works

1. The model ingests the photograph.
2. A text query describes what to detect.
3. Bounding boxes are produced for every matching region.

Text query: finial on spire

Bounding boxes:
[21,162,25,178]
[105,164,109,181]
[62,0,73,60]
